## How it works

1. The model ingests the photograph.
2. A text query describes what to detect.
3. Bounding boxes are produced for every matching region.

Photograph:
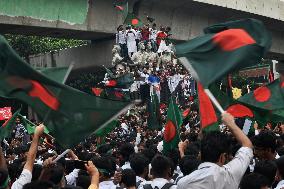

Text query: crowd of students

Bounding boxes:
[1,22,284,189]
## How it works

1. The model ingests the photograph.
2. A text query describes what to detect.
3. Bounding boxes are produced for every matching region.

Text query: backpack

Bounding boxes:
[143,183,175,189]
[136,180,143,188]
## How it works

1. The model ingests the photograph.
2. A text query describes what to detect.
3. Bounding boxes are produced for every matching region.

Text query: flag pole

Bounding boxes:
[53,149,70,162]
[204,89,225,114]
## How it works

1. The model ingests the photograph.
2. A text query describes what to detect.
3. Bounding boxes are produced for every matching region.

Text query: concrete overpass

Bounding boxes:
[1,0,284,69]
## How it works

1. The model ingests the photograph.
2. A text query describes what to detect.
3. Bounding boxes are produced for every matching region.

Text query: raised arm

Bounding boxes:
[24,124,44,172]
[222,112,252,148]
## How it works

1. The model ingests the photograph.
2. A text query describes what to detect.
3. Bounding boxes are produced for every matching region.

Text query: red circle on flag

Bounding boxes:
[281,82,284,88]
[164,120,176,142]
[132,19,139,25]
[253,86,271,102]
[226,104,254,118]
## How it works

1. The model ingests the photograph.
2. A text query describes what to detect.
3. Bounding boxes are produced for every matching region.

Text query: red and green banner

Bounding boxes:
[163,97,182,153]
[0,35,132,148]
[176,18,271,88]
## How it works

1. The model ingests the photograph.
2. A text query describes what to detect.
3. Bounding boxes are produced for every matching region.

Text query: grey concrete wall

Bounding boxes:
[29,40,114,70]
[194,0,284,21]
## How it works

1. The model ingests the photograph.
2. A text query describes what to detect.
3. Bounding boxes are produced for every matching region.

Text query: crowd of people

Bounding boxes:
[1,22,284,189]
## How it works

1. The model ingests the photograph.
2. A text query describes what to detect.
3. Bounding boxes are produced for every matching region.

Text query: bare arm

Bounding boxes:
[24,124,44,172]
[222,112,252,148]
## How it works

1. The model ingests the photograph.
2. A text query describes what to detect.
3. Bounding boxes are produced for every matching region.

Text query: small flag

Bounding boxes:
[0,107,12,121]
[92,88,103,96]
[163,97,182,153]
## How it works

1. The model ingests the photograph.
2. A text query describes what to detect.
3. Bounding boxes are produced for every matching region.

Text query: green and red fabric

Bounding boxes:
[176,18,271,88]
[105,73,134,89]
[197,83,219,131]
[238,79,284,111]
[114,1,128,21]
[0,108,21,140]
[100,88,130,101]
[124,13,143,27]
[0,35,132,148]
[163,97,182,153]
[147,94,161,130]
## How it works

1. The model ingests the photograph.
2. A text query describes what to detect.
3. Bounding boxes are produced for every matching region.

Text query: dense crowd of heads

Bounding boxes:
[2,23,284,189]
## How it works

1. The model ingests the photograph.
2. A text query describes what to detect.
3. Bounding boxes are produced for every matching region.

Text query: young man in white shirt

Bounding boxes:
[178,112,253,189]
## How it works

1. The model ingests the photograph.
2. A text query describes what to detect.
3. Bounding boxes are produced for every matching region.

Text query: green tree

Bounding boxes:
[4,34,88,61]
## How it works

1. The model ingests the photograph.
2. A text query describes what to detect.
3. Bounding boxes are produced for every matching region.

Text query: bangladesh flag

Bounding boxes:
[238,79,284,111]
[176,18,271,88]
[0,108,21,140]
[147,94,161,130]
[124,13,143,27]
[0,35,132,148]
[113,0,128,21]
[197,83,219,131]
[200,81,284,131]
[163,97,182,153]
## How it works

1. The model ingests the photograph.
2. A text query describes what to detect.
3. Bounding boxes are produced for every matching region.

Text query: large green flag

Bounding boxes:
[163,97,182,153]
[147,94,161,130]
[36,67,69,83]
[0,108,21,140]
[175,18,271,88]
[0,35,132,148]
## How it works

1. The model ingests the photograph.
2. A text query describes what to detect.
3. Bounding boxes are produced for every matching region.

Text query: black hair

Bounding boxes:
[23,180,54,189]
[179,155,201,176]
[164,149,180,170]
[121,169,136,187]
[39,164,64,186]
[254,160,277,186]
[240,173,269,189]
[32,164,43,181]
[92,155,116,178]
[276,156,284,178]
[119,143,135,162]
[96,144,112,155]
[76,175,91,189]
[252,130,277,152]
[201,131,231,163]
[151,155,171,178]
[130,153,149,176]
[184,142,200,158]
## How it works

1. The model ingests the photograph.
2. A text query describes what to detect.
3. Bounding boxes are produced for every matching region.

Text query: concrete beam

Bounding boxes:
[28,39,114,70]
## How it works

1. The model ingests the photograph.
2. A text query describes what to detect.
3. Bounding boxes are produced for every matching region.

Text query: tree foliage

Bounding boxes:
[4,34,88,60]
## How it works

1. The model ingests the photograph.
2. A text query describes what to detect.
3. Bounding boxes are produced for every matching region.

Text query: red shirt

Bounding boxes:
[141,28,150,41]
[156,31,167,45]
